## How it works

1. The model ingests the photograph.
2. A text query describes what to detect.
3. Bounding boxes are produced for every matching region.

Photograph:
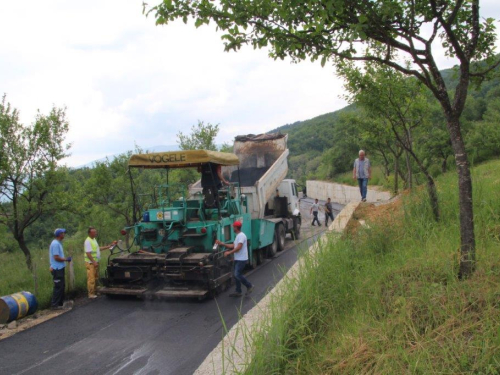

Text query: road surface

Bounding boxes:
[0,201,342,375]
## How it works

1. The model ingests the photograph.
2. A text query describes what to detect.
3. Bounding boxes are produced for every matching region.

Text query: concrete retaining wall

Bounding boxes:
[307,180,391,204]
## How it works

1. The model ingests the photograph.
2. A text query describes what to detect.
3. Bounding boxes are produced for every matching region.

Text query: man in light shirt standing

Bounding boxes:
[353,150,372,202]
[310,198,321,226]
[84,227,116,299]
[49,228,72,310]
[215,221,254,297]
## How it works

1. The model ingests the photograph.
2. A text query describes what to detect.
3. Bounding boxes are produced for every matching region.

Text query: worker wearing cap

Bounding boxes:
[49,228,72,310]
[84,227,116,299]
[215,221,254,297]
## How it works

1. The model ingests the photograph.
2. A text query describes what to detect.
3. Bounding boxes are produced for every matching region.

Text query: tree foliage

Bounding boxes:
[0,95,71,270]
[338,64,441,220]
[177,120,220,151]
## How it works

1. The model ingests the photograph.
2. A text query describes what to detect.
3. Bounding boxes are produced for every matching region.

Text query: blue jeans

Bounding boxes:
[233,260,252,293]
[325,212,334,226]
[358,178,368,200]
[312,211,320,226]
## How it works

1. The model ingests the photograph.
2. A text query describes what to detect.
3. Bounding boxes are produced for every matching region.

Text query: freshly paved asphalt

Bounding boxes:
[0,201,342,375]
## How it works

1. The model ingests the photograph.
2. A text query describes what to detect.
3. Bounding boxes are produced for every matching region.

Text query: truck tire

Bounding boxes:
[250,251,258,269]
[267,231,278,258]
[293,217,301,239]
[276,224,286,252]
[256,249,264,265]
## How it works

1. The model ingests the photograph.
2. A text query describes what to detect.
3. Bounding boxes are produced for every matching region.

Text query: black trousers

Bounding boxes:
[325,212,334,226]
[51,268,65,307]
[312,211,320,226]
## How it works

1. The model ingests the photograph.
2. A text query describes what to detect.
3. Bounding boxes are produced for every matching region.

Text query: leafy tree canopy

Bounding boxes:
[177,120,220,151]
[0,95,71,269]
[149,0,498,94]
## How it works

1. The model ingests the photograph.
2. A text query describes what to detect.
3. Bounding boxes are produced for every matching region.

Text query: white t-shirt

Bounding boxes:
[84,238,101,262]
[233,232,249,261]
[312,203,320,212]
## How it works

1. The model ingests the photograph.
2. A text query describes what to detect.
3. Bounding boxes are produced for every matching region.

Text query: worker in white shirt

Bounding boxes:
[310,198,321,226]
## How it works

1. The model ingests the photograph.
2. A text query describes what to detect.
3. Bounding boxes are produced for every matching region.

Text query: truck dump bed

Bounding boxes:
[230,167,267,187]
[229,134,287,187]
[228,133,289,219]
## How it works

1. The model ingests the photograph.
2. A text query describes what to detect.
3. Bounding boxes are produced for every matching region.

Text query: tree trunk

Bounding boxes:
[446,117,475,278]
[384,162,390,178]
[394,156,399,194]
[398,167,406,184]
[382,153,390,178]
[17,235,33,272]
[418,164,440,221]
[405,151,412,189]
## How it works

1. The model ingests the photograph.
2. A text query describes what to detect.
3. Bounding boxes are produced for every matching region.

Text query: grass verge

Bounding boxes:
[0,239,110,308]
[244,159,500,374]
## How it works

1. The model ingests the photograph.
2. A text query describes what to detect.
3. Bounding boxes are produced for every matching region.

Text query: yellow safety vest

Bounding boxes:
[85,237,99,263]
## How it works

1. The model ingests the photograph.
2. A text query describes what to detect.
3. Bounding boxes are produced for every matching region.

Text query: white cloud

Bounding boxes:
[0,1,498,167]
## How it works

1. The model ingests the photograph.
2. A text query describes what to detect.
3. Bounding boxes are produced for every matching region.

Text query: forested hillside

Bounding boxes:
[271,105,357,184]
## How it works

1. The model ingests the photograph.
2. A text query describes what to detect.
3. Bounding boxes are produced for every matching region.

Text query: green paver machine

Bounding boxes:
[99,134,301,299]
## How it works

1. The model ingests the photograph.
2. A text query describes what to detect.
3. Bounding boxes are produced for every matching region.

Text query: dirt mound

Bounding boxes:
[345,196,403,237]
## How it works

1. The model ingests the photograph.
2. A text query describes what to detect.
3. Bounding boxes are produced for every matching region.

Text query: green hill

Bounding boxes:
[272,104,356,153]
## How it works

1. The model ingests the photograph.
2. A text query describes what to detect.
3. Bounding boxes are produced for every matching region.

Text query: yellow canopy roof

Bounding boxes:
[128,150,240,169]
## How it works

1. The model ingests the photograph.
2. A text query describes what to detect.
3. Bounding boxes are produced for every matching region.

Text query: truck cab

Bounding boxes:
[269,179,301,217]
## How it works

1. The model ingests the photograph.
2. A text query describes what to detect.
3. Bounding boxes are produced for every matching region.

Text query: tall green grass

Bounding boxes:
[0,236,111,308]
[244,159,500,374]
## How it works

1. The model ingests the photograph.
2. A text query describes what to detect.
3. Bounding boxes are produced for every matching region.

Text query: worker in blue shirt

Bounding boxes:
[49,228,72,309]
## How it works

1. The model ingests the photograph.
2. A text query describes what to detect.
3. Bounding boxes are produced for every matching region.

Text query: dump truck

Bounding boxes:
[99,133,301,299]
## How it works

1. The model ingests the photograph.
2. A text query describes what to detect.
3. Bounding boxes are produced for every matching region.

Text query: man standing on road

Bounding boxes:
[310,198,321,226]
[84,227,116,299]
[215,221,254,297]
[353,150,371,202]
[49,228,72,310]
[324,198,335,226]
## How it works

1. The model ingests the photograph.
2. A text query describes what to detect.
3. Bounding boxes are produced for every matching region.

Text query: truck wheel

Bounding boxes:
[276,224,286,252]
[250,251,258,269]
[293,217,301,239]
[267,231,278,258]
[256,249,264,265]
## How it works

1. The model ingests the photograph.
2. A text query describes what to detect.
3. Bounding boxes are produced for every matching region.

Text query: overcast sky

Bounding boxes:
[0,1,498,167]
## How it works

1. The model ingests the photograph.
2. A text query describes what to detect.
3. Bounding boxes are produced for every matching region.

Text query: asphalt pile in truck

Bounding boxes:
[230,167,268,187]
